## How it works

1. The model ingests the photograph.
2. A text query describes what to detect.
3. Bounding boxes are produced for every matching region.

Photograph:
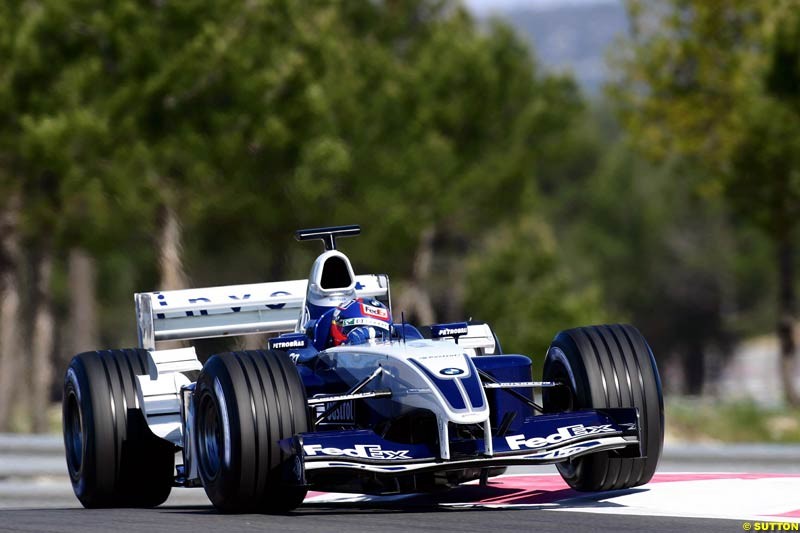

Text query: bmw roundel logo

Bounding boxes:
[440,367,464,376]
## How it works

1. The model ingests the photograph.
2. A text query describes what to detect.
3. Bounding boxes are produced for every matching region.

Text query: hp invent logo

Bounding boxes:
[440,368,464,376]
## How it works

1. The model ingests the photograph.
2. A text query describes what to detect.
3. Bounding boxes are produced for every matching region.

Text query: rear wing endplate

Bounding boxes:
[135,274,390,350]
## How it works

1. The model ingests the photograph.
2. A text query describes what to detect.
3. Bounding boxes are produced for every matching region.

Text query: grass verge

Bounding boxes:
[666,397,800,443]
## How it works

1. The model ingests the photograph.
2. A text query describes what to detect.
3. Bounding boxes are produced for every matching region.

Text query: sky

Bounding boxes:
[463,0,617,15]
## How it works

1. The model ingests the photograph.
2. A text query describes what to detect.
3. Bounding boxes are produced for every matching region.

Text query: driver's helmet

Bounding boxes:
[329,298,392,346]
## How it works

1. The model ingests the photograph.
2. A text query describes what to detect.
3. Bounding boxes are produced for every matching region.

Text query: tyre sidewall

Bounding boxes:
[63,355,116,507]
[543,334,603,487]
[552,330,616,407]
[193,355,247,511]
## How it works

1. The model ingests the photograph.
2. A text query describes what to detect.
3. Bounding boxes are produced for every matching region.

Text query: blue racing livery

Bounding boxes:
[62,224,663,514]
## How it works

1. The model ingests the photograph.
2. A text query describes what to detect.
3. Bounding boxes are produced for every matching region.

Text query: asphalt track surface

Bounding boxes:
[0,504,745,533]
[4,467,796,533]
[3,433,800,533]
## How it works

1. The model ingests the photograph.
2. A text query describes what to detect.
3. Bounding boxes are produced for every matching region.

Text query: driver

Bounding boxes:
[329,298,392,347]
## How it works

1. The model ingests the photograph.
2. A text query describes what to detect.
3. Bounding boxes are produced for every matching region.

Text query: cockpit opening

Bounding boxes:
[320,255,353,290]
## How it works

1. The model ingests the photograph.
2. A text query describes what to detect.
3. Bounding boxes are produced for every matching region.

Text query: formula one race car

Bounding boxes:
[62,225,663,512]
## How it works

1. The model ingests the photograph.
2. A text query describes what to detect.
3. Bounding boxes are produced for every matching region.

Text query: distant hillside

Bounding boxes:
[475,1,628,94]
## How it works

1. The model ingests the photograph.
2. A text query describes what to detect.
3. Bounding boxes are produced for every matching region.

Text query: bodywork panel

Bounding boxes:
[287,408,639,475]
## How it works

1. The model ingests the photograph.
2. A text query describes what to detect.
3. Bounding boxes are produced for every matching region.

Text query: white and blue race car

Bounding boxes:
[62,225,663,512]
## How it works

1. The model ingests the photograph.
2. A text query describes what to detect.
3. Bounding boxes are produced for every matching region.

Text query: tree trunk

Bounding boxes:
[241,334,267,350]
[777,232,799,406]
[31,247,55,433]
[67,248,98,356]
[157,204,188,349]
[681,341,705,396]
[394,284,436,326]
[0,197,22,431]
[157,204,188,291]
[394,226,436,325]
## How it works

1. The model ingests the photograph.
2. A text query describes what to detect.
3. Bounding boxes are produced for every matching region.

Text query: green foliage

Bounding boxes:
[614,0,800,239]
[0,0,604,362]
[0,0,794,420]
[0,0,780,402]
[543,134,745,393]
[465,217,605,375]
[730,97,800,236]
[612,0,763,170]
[607,0,800,397]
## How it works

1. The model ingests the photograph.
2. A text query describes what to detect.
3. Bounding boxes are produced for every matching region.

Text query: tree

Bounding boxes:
[0,0,610,429]
[557,140,738,394]
[465,216,606,377]
[613,0,800,404]
[0,0,115,429]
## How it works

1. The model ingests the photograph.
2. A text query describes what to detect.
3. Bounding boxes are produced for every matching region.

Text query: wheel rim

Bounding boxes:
[542,359,574,412]
[543,358,585,480]
[64,390,83,475]
[197,394,223,480]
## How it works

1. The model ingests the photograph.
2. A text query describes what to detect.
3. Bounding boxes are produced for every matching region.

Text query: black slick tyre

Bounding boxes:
[542,324,663,491]
[193,350,309,513]
[62,349,175,508]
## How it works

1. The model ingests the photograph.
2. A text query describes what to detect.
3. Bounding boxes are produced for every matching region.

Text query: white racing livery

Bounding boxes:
[62,225,663,513]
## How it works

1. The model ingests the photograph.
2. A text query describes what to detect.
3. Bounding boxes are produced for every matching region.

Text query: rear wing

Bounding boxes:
[135,274,390,350]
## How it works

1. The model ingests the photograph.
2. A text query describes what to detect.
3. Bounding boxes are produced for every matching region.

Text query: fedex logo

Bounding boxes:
[361,303,389,319]
[505,424,616,450]
[303,444,410,460]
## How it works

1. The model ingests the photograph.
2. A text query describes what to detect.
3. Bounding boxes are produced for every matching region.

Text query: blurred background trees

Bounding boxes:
[614,0,800,404]
[0,0,797,431]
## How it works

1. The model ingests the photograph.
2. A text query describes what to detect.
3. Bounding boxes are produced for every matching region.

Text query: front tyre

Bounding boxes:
[193,350,309,513]
[542,324,663,491]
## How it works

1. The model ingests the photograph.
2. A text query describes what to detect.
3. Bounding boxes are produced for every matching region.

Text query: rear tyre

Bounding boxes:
[542,324,663,491]
[193,350,310,513]
[62,349,175,508]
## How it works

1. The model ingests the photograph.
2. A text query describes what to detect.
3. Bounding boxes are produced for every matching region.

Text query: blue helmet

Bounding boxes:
[329,298,392,346]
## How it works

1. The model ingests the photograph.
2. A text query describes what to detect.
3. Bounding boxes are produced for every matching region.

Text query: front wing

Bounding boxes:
[283,408,640,475]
